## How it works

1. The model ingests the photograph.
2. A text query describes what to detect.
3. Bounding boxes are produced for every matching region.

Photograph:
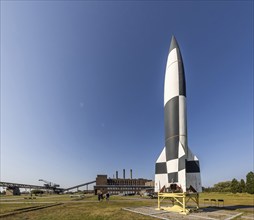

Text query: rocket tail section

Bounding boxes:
[155,145,202,193]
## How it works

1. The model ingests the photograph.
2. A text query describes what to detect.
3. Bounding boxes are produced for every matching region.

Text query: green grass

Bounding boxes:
[199,192,254,206]
[0,193,253,219]
[0,196,157,220]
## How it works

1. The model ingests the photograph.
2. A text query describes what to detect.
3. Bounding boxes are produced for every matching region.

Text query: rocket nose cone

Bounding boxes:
[169,36,179,53]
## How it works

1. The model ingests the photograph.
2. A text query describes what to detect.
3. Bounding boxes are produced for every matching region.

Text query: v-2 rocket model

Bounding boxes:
[155,36,202,193]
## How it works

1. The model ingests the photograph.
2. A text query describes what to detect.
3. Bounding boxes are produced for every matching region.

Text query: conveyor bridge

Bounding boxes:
[0,180,96,194]
[64,180,96,191]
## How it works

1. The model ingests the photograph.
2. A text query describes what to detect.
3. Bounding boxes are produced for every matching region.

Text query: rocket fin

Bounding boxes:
[185,146,202,192]
[156,147,166,163]
[155,147,168,192]
[178,142,186,158]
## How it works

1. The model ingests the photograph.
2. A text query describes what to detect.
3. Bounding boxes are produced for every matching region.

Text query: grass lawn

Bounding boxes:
[0,193,253,219]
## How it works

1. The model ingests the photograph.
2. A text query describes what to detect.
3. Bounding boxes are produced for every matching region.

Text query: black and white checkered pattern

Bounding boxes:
[155,36,201,193]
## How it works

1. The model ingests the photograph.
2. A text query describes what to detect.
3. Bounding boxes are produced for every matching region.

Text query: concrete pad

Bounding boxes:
[123,206,249,220]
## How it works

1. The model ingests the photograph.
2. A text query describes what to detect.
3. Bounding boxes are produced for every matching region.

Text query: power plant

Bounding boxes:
[94,169,153,195]
[0,169,153,196]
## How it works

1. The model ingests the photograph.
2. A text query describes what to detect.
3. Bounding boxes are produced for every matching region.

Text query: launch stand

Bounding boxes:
[157,192,199,215]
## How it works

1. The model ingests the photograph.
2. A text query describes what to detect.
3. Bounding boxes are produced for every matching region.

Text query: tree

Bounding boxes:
[246,171,254,194]
[239,179,246,193]
[31,189,44,195]
[213,181,231,192]
[231,178,239,193]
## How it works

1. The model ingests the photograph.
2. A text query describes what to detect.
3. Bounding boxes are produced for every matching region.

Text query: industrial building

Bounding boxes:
[94,169,154,195]
[1,170,154,196]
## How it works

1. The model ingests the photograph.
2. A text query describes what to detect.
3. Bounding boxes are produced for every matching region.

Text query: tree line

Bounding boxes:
[203,171,254,194]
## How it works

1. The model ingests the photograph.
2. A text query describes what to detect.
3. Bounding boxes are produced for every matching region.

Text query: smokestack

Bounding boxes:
[116,171,118,179]
[130,169,132,179]
[123,169,125,179]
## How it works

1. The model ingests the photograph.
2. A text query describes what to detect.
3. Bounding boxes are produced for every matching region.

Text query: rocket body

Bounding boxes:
[155,36,202,193]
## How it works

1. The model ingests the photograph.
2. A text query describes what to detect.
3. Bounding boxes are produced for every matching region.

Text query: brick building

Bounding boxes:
[94,174,153,195]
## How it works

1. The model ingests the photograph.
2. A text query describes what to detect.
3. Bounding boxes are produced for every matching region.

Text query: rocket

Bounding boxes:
[155,36,202,193]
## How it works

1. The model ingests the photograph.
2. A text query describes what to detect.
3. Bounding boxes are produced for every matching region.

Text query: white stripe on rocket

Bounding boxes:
[166,159,178,173]
[178,169,186,191]
[178,142,185,158]
[155,173,168,191]
[156,147,166,163]
[179,96,187,136]
[164,48,180,105]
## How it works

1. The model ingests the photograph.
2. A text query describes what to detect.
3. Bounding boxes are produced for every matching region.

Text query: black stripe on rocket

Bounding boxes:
[186,161,200,173]
[169,36,186,97]
[164,96,180,161]
[155,162,167,174]
[176,47,186,97]
[168,172,178,182]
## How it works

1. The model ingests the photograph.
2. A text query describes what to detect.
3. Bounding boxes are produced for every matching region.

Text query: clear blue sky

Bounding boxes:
[1,1,253,189]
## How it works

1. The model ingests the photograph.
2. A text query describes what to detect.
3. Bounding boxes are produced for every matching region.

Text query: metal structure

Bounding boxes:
[38,179,60,188]
[0,181,47,190]
[157,192,199,214]
[38,179,63,193]
[0,180,95,194]
[0,181,56,195]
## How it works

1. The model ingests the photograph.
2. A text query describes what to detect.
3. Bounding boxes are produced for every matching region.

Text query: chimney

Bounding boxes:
[123,169,125,179]
[116,171,118,179]
[130,169,132,179]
